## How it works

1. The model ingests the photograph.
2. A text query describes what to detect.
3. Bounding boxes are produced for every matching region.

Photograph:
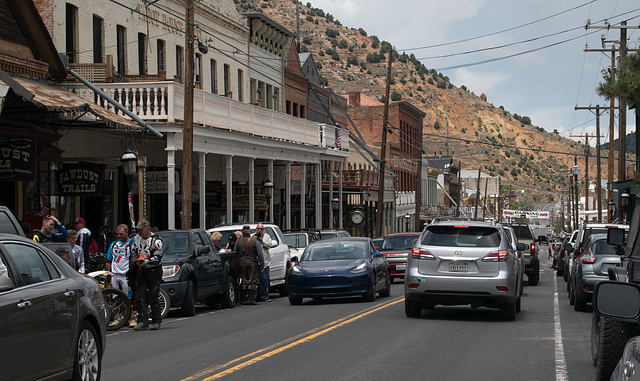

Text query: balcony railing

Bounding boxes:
[62,81,348,149]
[322,169,378,188]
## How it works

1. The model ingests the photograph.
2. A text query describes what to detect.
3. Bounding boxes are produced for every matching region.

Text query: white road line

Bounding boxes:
[554,275,568,381]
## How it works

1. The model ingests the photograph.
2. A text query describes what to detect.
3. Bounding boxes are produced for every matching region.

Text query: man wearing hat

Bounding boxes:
[130,219,164,330]
[74,217,92,273]
[236,226,264,305]
[225,233,238,252]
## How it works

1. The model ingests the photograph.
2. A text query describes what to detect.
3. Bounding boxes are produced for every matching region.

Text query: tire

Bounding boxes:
[556,267,564,277]
[516,296,521,313]
[181,279,196,317]
[157,288,171,318]
[379,275,391,297]
[574,288,588,312]
[405,299,421,317]
[288,295,303,305]
[528,259,540,286]
[596,317,640,381]
[362,276,376,302]
[501,302,516,321]
[563,264,568,282]
[220,275,236,308]
[278,284,288,297]
[72,321,102,381]
[591,313,600,366]
[569,280,576,306]
[102,287,131,332]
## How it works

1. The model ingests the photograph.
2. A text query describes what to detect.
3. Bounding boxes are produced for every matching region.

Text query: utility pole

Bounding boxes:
[445,106,449,156]
[415,137,423,232]
[474,168,481,219]
[376,49,393,237]
[575,106,607,221]
[573,157,579,229]
[182,0,195,229]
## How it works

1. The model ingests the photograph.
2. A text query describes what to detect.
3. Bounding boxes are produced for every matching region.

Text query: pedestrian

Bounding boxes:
[236,225,264,305]
[74,217,92,272]
[106,224,133,296]
[66,229,85,273]
[224,233,238,252]
[254,223,273,302]
[32,215,69,243]
[210,232,223,253]
[130,219,163,330]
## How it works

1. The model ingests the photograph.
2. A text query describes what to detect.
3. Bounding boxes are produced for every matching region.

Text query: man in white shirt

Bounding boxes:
[106,224,133,295]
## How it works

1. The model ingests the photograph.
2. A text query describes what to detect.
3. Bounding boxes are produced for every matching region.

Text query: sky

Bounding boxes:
[306,0,639,145]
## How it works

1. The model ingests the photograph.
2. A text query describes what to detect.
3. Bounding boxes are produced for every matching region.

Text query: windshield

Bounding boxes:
[510,225,533,240]
[381,236,418,250]
[156,232,189,255]
[284,233,306,248]
[301,241,369,261]
[422,226,501,247]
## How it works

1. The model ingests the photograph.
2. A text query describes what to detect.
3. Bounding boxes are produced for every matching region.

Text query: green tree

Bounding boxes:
[597,52,640,134]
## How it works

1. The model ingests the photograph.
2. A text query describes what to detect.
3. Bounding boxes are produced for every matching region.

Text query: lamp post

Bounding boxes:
[121,149,137,230]
[622,192,630,224]
[404,213,411,232]
[331,196,339,229]
[263,179,274,222]
[608,199,615,223]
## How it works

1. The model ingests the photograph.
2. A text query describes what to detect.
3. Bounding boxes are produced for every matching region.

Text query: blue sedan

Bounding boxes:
[286,237,391,304]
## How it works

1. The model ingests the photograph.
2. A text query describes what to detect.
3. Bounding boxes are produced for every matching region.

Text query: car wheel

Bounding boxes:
[516,296,521,313]
[288,295,303,305]
[278,284,288,297]
[405,299,422,317]
[556,266,563,276]
[220,275,236,308]
[181,279,196,317]
[569,281,576,306]
[574,288,587,312]
[563,265,568,282]
[102,287,131,331]
[72,321,101,381]
[379,275,391,297]
[528,260,540,286]
[157,288,171,319]
[362,276,376,302]
[596,316,640,381]
[501,302,516,321]
[591,313,600,366]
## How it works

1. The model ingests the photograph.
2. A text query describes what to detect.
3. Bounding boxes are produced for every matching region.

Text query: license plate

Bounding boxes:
[396,265,406,271]
[449,264,468,272]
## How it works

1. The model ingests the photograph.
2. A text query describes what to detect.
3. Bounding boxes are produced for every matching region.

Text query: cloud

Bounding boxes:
[451,68,509,96]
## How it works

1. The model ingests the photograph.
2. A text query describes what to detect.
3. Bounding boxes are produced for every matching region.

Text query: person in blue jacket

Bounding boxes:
[32,215,69,243]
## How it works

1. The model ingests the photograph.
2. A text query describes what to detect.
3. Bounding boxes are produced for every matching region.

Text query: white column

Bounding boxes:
[167,133,176,230]
[300,163,305,229]
[329,161,334,228]
[339,163,343,230]
[249,158,255,222]
[226,156,233,224]
[286,161,291,229]
[268,159,274,223]
[315,163,321,228]
[199,152,206,229]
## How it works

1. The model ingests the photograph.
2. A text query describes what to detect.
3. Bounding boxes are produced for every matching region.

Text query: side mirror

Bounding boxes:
[198,246,210,256]
[291,256,299,262]
[593,281,640,321]
[270,241,278,248]
[564,243,573,252]
[0,275,14,292]
[516,242,527,252]
[608,227,626,247]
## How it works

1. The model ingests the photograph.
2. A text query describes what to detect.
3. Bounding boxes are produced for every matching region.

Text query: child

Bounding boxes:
[67,229,85,273]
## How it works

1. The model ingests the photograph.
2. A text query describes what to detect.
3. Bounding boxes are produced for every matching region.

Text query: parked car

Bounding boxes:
[405,219,524,320]
[0,205,26,236]
[503,225,525,286]
[208,222,291,296]
[506,221,540,285]
[0,233,107,380]
[562,230,579,281]
[317,229,351,239]
[379,232,421,282]
[570,233,621,311]
[282,229,321,263]
[286,237,390,304]
[372,237,383,251]
[157,229,241,315]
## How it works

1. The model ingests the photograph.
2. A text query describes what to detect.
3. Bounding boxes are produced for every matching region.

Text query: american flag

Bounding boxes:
[335,128,342,148]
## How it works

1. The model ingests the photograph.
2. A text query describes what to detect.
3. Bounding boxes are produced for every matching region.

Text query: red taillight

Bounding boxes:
[584,285,591,291]
[531,243,536,254]
[581,252,596,264]
[495,286,509,292]
[454,225,469,228]
[483,251,509,262]
[408,283,420,289]
[412,248,435,260]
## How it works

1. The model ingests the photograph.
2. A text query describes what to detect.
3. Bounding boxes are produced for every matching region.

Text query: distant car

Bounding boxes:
[372,237,383,251]
[283,229,321,262]
[317,229,351,239]
[0,234,107,380]
[286,237,391,304]
[379,232,421,282]
[405,219,524,320]
[571,234,621,311]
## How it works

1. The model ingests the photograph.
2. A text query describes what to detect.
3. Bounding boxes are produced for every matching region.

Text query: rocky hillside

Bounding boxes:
[235,0,619,203]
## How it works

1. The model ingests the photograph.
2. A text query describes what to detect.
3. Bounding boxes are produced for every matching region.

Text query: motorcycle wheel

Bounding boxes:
[103,287,131,331]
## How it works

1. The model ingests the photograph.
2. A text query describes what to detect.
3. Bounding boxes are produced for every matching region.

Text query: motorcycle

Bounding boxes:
[89,270,171,331]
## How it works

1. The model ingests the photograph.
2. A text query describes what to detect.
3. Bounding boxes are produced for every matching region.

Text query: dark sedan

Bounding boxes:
[286,237,391,304]
[0,234,107,381]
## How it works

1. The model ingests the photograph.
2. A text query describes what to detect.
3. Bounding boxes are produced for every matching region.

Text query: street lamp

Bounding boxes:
[622,192,630,223]
[331,196,340,229]
[263,179,274,222]
[404,213,411,232]
[121,149,137,230]
[608,199,615,223]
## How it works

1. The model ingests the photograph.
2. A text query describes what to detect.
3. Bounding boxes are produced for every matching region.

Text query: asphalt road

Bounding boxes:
[101,244,597,381]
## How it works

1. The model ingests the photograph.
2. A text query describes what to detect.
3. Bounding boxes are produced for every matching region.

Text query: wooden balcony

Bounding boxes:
[322,169,378,189]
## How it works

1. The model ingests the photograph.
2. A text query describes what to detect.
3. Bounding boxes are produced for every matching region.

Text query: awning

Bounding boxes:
[0,75,142,132]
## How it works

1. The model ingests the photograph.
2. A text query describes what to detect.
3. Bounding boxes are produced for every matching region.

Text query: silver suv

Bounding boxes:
[404,219,524,320]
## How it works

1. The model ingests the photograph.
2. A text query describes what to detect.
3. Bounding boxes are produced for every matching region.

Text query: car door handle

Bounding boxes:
[17,300,32,309]
[64,290,75,297]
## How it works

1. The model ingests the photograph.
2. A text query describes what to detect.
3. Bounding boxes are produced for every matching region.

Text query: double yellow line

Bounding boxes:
[183,296,404,380]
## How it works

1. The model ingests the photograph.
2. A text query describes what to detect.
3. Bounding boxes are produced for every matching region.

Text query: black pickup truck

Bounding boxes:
[156,229,241,316]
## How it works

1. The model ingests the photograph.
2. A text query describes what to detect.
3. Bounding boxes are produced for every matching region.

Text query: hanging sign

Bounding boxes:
[503,209,550,219]
[0,136,35,181]
[58,163,104,196]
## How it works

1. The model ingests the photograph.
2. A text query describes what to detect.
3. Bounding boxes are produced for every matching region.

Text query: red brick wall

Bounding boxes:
[32,0,54,38]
